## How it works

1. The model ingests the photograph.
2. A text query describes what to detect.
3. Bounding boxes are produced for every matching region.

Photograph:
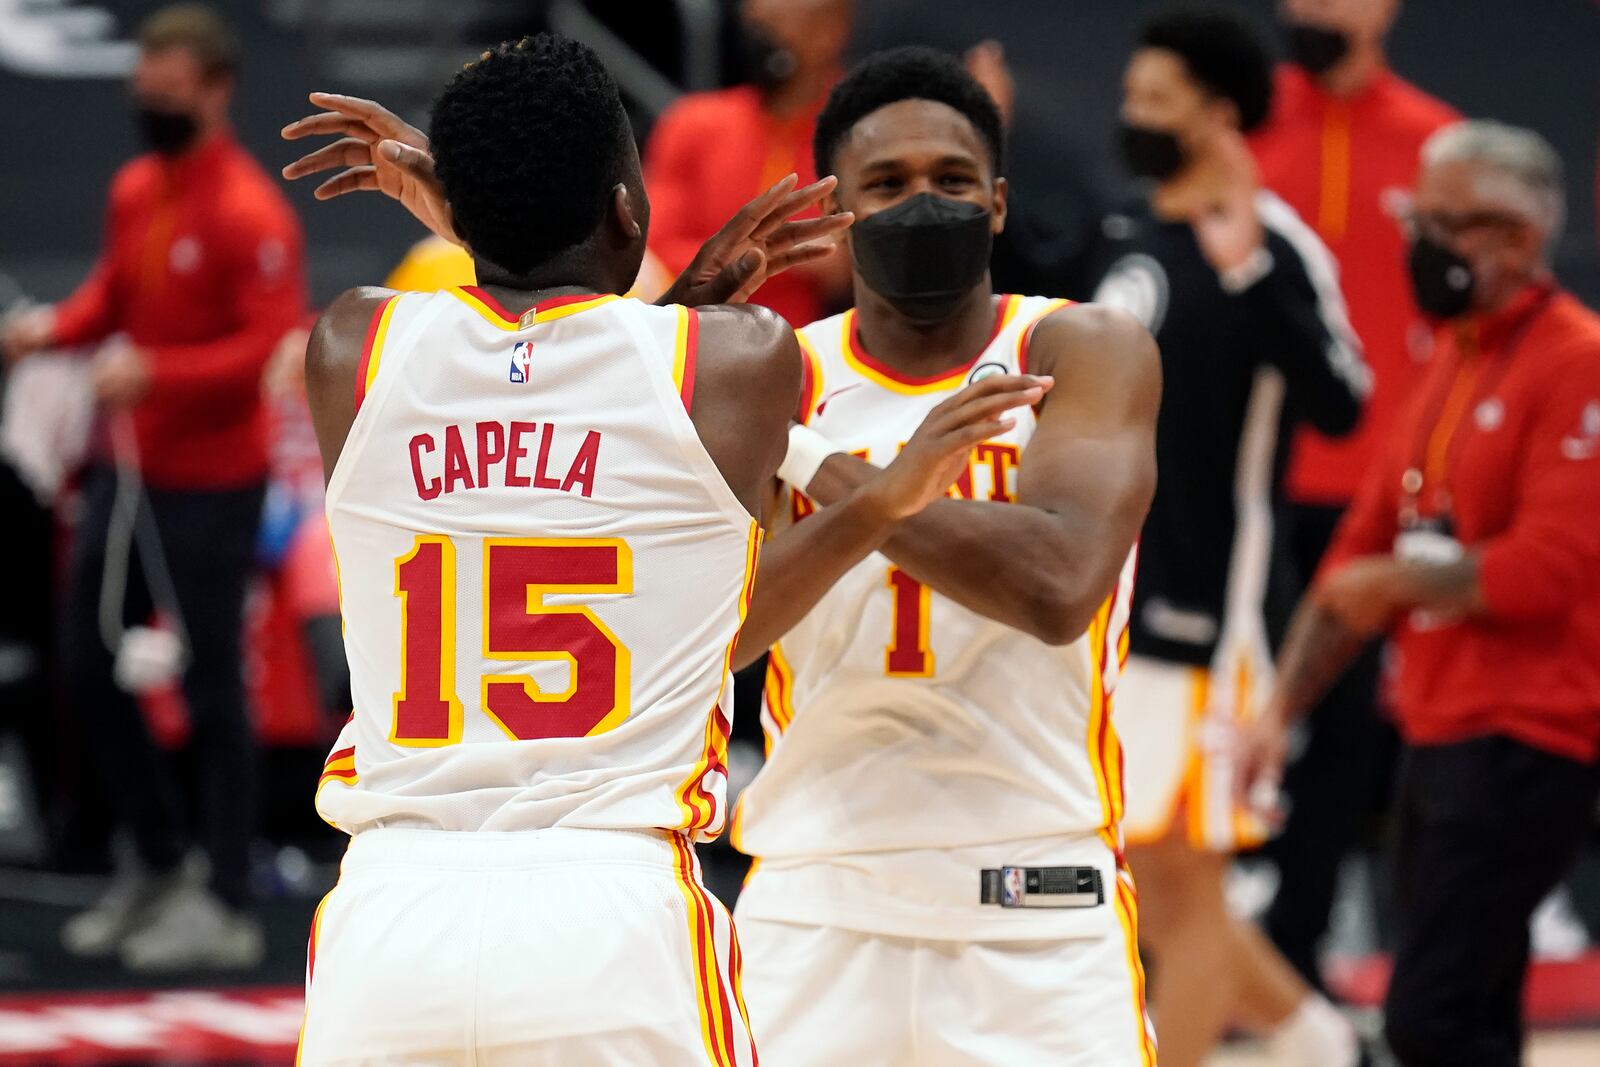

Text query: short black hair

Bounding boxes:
[430,34,633,277]
[813,46,1005,179]
[1139,6,1273,133]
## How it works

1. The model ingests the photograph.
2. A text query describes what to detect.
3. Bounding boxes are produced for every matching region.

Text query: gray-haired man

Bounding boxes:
[1244,120,1600,1067]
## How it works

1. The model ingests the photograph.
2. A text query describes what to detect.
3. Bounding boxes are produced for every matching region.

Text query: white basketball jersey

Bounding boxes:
[317,287,759,840]
[731,295,1138,938]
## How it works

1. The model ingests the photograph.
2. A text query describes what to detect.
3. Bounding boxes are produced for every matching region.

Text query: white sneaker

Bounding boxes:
[119,883,264,973]
[61,862,191,958]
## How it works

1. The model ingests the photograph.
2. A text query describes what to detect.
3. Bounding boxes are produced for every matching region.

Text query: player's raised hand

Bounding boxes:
[281,93,458,246]
[658,173,854,307]
[866,374,1053,520]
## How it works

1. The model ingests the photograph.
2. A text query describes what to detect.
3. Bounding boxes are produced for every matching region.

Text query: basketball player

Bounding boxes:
[1084,10,1368,1066]
[725,49,1162,1065]
[281,36,1041,1065]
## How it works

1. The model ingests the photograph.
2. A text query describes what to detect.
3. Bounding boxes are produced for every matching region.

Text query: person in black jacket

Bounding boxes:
[1082,9,1370,1067]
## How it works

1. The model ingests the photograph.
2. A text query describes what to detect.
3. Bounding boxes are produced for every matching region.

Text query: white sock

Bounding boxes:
[1266,993,1360,1067]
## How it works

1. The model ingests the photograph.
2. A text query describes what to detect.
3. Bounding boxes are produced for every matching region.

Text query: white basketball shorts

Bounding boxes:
[734,866,1157,1066]
[297,826,756,1066]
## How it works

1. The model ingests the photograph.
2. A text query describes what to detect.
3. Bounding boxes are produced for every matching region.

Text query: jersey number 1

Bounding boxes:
[885,567,934,676]
[392,536,631,745]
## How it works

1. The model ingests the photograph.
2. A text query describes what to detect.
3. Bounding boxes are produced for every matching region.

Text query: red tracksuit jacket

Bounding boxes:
[52,132,307,489]
[1252,65,1459,506]
[1322,285,1600,762]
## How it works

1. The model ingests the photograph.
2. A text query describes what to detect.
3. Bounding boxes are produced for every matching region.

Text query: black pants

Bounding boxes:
[59,466,264,907]
[1383,735,1600,1067]
[1263,501,1397,987]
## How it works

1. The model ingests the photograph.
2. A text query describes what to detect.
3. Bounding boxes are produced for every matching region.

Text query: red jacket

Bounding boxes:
[1322,286,1600,762]
[52,132,307,489]
[1252,66,1458,506]
[644,85,830,327]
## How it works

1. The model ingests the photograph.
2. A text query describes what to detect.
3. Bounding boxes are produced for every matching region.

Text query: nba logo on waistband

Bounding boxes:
[509,341,533,384]
[1001,866,1025,907]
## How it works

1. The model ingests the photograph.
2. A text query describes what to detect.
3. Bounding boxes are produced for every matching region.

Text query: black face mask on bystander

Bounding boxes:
[1284,23,1350,76]
[1118,123,1187,181]
[1407,235,1477,319]
[135,105,200,156]
[739,24,798,95]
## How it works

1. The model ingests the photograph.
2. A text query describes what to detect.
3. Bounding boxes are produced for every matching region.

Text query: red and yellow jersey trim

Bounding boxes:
[1087,566,1133,851]
[295,888,336,1066]
[353,295,399,412]
[673,306,701,413]
[673,522,762,836]
[761,640,797,756]
[1112,863,1159,1067]
[669,833,743,1067]
[840,293,1020,394]
[317,744,359,791]
[795,332,823,424]
[1016,298,1073,377]
[448,285,620,332]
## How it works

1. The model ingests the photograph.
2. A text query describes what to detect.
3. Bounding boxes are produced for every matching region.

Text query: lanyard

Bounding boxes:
[1399,287,1555,527]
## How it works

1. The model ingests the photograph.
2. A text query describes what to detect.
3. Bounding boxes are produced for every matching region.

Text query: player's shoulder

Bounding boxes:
[1028,301,1159,386]
[312,286,401,356]
[687,302,802,423]
[693,302,799,374]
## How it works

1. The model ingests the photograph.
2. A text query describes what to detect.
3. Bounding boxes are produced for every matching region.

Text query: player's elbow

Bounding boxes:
[1020,579,1098,646]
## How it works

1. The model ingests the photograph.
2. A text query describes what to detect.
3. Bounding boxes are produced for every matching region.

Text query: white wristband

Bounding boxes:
[777,422,841,494]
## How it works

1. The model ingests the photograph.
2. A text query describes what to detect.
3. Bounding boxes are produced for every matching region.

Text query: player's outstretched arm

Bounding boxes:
[732,374,1050,670]
[282,93,850,306]
[803,304,1160,645]
[303,286,397,483]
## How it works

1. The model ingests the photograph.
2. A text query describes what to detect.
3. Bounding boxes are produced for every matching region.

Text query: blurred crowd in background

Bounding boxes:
[0,0,1597,1061]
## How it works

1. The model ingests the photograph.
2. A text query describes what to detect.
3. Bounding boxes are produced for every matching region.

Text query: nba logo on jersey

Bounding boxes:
[509,341,533,384]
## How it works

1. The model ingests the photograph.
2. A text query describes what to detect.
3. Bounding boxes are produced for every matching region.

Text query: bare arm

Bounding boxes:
[804,304,1160,644]
[304,286,395,482]
[733,375,1051,669]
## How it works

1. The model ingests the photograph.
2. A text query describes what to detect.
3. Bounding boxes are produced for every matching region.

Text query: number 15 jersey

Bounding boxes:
[731,295,1138,939]
[317,287,759,839]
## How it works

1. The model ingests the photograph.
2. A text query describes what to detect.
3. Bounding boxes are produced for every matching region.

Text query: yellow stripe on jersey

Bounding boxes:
[674,522,762,834]
[670,304,697,400]
[1014,297,1072,372]
[361,295,399,400]
[838,296,1025,395]
[762,641,797,752]
[670,834,738,1067]
[524,293,620,328]
[1183,667,1211,845]
[1085,596,1115,832]
[447,286,620,332]
[1113,866,1159,1067]
[795,332,824,424]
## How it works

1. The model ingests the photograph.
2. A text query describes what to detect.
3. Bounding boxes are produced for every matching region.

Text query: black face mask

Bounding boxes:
[1118,123,1187,181]
[1285,22,1350,76]
[1408,235,1477,319]
[851,193,994,322]
[739,23,798,95]
[135,105,199,156]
